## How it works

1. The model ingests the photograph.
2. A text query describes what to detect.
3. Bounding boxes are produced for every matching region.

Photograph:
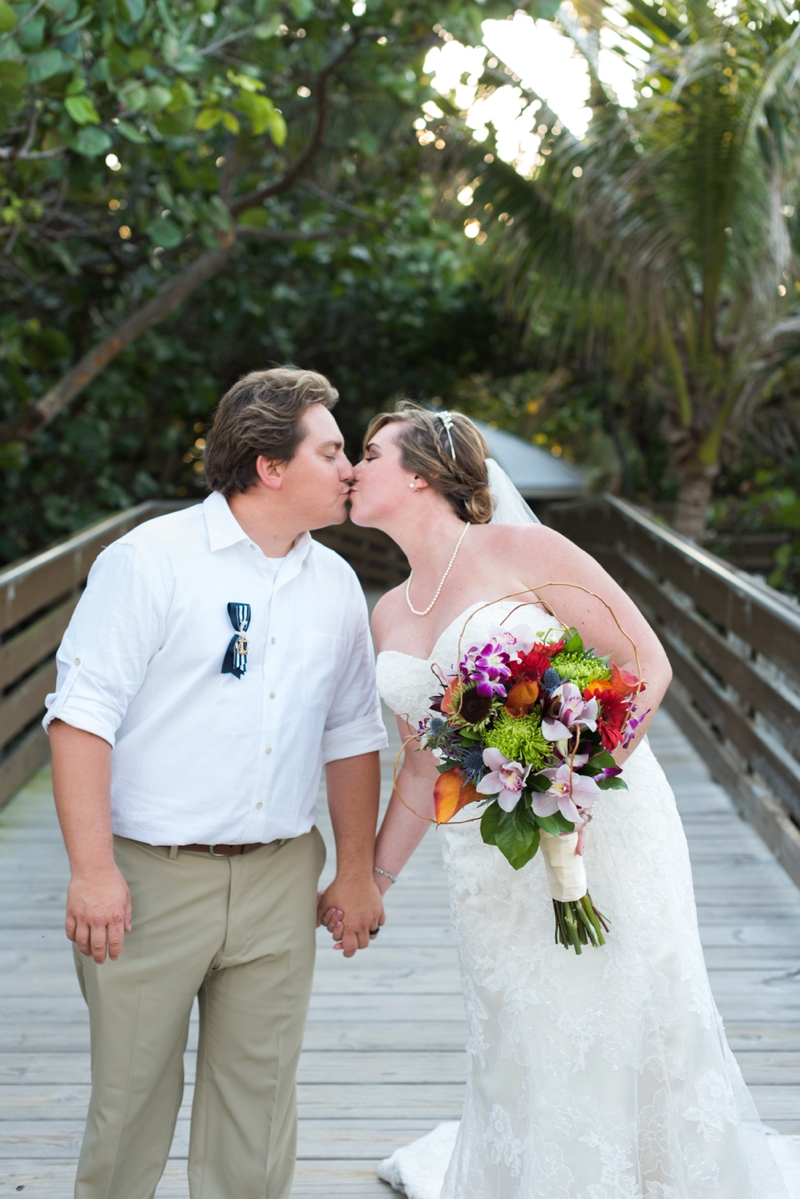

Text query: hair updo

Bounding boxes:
[364,401,494,524]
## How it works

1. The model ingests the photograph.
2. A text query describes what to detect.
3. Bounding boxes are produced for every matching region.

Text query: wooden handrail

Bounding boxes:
[545,495,800,888]
[0,501,188,808]
[4,493,800,897]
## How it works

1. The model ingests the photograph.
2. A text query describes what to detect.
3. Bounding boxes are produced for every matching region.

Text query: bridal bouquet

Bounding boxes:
[415,613,647,954]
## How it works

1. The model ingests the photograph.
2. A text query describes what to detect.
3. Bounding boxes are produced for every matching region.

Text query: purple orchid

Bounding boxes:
[531,763,601,823]
[542,682,599,741]
[476,748,531,812]
[467,640,512,698]
[622,704,651,749]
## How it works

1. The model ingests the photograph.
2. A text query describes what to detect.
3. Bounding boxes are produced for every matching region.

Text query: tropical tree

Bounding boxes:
[463,0,800,538]
[0,0,508,451]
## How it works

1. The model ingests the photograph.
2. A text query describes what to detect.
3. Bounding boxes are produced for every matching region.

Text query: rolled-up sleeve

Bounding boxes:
[321,577,388,764]
[43,541,166,747]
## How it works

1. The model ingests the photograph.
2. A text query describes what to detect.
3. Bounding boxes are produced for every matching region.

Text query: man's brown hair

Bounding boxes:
[203,367,339,497]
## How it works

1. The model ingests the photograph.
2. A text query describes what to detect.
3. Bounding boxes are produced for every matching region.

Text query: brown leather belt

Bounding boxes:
[180,843,265,857]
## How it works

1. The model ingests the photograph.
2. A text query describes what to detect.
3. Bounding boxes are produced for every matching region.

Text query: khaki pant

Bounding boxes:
[73,828,326,1199]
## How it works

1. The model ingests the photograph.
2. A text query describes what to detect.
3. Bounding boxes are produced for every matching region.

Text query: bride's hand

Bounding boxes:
[317,894,344,941]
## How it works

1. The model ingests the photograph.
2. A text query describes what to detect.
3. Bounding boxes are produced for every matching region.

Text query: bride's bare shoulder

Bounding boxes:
[471,521,570,554]
[371,584,405,651]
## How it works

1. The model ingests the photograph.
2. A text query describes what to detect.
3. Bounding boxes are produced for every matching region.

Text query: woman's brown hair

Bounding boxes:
[364,401,493,524]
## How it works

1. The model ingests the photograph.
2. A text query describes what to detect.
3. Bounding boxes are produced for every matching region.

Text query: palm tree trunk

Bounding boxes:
[672,460,717,541]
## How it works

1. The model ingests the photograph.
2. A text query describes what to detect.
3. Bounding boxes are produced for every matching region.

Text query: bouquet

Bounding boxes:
[407,600,648,955]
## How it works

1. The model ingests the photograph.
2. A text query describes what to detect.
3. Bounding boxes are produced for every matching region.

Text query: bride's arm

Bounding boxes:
[514,524,673,764]
[372,716,439,896]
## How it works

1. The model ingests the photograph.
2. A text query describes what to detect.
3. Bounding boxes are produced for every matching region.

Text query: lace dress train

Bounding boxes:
[375,602,800,1199]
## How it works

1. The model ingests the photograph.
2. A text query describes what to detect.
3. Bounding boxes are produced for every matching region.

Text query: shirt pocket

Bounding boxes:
[301,632,345,710]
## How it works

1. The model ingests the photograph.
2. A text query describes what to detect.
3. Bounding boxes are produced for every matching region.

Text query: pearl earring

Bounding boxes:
[409,482,416,490]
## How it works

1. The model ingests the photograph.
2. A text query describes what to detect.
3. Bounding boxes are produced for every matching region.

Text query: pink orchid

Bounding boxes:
[476,748,531,812]
[542,682,599,741]
[531,763,601,823]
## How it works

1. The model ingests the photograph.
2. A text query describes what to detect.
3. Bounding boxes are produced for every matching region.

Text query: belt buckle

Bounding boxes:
[208,844,227,858]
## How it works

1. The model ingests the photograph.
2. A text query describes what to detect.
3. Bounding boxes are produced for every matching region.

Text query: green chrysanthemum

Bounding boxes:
[550,653,611,690]
[484,710,550,770]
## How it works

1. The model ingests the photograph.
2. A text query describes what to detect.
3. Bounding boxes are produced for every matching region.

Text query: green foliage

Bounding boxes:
[549,652,610,690]
[480,802,541,871]
[483,709,550,769]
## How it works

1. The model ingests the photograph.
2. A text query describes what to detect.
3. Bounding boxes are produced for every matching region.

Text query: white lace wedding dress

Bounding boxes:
[375,600,800,1199]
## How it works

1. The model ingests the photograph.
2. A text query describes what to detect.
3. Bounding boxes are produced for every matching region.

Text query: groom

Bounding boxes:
[44,366,388,1199]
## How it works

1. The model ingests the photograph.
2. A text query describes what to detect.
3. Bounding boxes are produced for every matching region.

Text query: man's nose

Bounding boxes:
[340,454,355,482]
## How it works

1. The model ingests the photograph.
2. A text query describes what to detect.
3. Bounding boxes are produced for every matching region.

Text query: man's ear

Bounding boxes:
[255,454,284,491]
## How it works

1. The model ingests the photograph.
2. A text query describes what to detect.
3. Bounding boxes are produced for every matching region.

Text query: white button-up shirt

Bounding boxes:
[43,492,387,845]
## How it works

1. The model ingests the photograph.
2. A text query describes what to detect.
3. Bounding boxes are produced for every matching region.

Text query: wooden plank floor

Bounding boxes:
[0,706,798,1197]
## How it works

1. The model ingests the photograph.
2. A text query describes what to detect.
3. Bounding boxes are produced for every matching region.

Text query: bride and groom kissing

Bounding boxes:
[45,366,794,1199]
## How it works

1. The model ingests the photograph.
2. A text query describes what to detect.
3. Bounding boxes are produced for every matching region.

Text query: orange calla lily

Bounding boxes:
[609,663,642,696]
[433,768,480,824]
[504,678,540,718]
[441,679,461,715]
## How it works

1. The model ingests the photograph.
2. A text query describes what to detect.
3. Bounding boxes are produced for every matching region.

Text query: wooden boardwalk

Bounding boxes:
[0,707,799,1197]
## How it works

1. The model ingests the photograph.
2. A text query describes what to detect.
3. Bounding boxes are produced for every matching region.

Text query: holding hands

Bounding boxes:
[317,872,386,955]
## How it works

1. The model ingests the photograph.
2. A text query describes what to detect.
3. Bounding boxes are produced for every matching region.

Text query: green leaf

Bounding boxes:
[195,106,223,130]
[597,776,628,790]
[65,94,100,125]
[148,216,183,247]
[584,750,617,775]
[0,61,27,106]
[480,801,502,846]
[74,125,112,155]
[529,0,561,16]
[237,206,269,227]
[27,49,70,83]
[154,106,195,136]
[289,0,314,18]
[564,627,585,654]
[18,14,44,50]
[533,811,575,835]
[0,0,15,34]
[120,84,148,112]
[493,809,540,870]
[254,15,282,38]
[116,119,148,143]
[219,110,240,134]
[528,771,551,792]
[142,85,172,113]
[117,0,146,20]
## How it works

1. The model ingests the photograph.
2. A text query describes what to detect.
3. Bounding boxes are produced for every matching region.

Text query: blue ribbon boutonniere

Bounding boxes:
[221,602,251,679]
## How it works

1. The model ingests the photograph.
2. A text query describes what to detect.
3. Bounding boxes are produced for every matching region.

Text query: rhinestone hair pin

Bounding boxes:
[437,411,457,460]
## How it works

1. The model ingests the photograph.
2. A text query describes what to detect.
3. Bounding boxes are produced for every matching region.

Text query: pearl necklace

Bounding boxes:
[405,523,470,617]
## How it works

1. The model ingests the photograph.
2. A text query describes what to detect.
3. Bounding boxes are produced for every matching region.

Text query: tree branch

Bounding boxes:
[0,146,66,161]
[230,34,359,218]
[300,180,379,221]
[0,234,236,444]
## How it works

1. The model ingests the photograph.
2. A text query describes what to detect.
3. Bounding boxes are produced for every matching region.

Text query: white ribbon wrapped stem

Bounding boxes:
[539,830,588,902]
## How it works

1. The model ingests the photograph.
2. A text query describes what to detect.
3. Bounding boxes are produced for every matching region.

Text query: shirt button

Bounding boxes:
[265,746,272,755]
[269,691,275,699]
[250,543,256,550]
[271,637,276,644]
[74,658,81,666]
[256,802,263,809]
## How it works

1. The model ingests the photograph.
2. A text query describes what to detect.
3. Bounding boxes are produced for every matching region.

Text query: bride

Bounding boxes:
[324,401,797,1199]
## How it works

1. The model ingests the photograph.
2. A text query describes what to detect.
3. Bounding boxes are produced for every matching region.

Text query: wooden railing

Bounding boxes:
[4,497,800,893]
[0,502,186,808]
[546,496,800,888]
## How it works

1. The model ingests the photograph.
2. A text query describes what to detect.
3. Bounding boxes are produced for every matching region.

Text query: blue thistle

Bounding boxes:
[458,745,486,783]
[428,716,447,738]
[541,667,561,691]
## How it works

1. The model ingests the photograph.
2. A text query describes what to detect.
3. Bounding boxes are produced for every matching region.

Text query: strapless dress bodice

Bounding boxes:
[376,600,560,726]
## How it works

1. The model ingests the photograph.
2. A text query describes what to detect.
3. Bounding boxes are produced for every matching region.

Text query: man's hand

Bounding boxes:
[66,865,132,964]
[317,875,385,957]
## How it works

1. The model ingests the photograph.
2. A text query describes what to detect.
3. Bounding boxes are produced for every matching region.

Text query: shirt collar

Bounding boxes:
[203,492,315,575]
[204,491,250,552]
